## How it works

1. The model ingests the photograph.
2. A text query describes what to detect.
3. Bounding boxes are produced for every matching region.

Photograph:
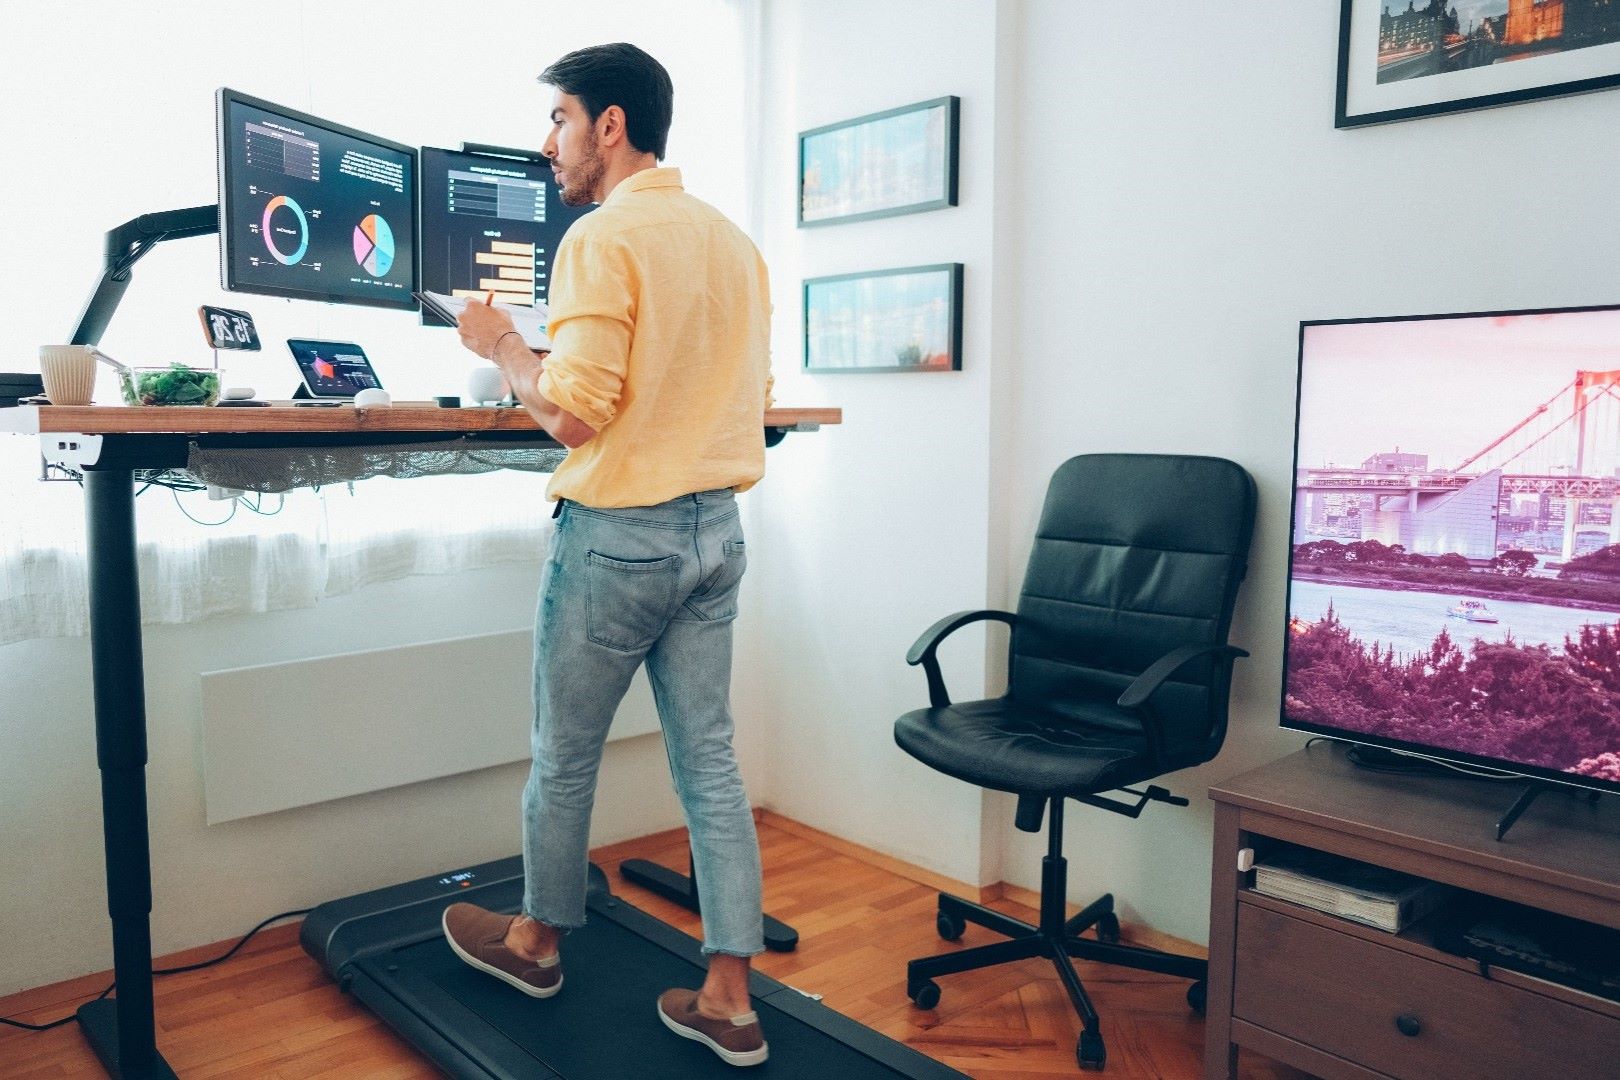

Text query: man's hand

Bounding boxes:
[456,301,515,359]
[486,333,598,449]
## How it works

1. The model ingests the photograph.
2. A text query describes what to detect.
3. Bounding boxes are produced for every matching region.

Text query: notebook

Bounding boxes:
[415,291,551,351]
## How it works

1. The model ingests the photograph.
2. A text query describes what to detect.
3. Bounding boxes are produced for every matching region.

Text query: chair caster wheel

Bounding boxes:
[936,910,966,942]
[908,979,941,1010]
[1077,1028,1106,1070]
[1187,979,1207,1015]
[1094,912,1120,944]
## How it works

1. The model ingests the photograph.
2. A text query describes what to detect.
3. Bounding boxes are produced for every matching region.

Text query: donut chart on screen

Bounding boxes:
[261,195,309,265]
[353,214,395,276]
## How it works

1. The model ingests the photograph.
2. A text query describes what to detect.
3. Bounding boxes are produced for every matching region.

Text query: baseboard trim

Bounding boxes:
[0,922,304,1022]
[756,809,1205,958]
[0,810,1204,1015]
[992,880,1207,957]
[756,809,1001,905]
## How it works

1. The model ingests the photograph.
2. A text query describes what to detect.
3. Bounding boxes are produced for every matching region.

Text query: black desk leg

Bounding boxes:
[620,845,800,952]
[76,469,178,1079]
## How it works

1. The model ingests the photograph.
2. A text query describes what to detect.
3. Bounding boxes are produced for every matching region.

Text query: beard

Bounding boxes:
[557,131,606,207]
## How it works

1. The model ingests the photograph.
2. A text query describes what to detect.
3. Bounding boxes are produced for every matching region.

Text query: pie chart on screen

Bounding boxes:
[262,195,308,265]
[353,214,395,276]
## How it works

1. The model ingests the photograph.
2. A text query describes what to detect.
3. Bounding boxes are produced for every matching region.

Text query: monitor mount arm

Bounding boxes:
[71,204,218,347]
[459,141,545,162]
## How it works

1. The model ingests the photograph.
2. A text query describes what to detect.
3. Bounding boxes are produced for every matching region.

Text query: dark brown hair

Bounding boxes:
[540,43,674,160]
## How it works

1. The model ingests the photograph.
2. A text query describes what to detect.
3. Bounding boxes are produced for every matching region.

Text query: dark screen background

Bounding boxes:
[287,340,382,396]
[221,97,417,308]
[418,147,590,326]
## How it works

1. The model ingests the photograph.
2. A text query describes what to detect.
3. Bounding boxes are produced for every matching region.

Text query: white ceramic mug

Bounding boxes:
[466,366,511,405]
[38,345,97,406]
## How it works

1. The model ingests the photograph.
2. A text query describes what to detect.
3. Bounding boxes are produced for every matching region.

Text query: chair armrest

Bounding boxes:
[906,609,1018,665]
[906,609,1017,708]
[1117,643,1248,710]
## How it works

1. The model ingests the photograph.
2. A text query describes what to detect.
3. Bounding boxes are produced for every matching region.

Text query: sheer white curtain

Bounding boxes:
[0,471,562,645]
[0,1,751,647]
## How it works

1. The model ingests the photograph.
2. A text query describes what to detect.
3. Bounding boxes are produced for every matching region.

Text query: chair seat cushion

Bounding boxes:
[894,696,1149,797]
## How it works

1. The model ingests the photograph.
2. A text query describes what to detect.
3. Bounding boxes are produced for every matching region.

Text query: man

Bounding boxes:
[440,43,775,1068]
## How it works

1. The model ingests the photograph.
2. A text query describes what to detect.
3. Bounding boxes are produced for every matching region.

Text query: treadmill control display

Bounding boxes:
[437,870,477,887]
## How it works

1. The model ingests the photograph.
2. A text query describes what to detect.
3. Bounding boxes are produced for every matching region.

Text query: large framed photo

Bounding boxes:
[1337,1,1620,128]
[797,97,959,227]
[803,264,963,374]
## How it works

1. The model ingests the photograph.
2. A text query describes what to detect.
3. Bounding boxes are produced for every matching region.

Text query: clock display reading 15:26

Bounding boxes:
[198,305,261,350]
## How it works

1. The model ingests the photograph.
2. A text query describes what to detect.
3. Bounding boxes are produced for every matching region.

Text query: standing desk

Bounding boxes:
[0,403,838,1079]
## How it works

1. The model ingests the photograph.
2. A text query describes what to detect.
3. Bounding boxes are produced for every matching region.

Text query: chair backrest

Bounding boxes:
[1010,454,1257,767]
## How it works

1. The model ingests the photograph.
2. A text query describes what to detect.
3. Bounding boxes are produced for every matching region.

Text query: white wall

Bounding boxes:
[742,0,1014,884]
[748,0,1620,947]
[0,565,690,997]
[0,1,745,997]
[999,2,1620,944]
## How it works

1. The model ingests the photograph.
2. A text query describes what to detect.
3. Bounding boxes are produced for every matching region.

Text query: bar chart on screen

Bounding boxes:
[418,147,591,323]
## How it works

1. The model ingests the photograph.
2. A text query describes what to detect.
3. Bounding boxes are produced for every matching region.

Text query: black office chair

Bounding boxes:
[895,453,1256,1071]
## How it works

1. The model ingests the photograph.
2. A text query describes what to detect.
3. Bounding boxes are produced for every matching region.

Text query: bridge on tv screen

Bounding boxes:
[1297,369,1620,561]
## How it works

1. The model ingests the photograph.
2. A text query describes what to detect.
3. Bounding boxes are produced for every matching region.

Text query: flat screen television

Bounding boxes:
[216,88,417,309]
[1284,304,1620,795]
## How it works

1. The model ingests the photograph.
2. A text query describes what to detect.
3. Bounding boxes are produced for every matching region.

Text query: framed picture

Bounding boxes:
[798,97,959,227]
[803,264,963,374]
[1337,1,1620,128]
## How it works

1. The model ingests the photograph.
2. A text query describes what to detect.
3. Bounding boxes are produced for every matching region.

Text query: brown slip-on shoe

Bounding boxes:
[657,988,768,1067]
[442,902,562,998]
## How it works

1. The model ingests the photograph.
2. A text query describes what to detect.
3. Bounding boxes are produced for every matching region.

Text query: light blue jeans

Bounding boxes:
[522,488,765,957]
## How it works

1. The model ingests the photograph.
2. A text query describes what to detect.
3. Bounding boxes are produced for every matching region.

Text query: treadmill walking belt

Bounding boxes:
[303,856,965,1080]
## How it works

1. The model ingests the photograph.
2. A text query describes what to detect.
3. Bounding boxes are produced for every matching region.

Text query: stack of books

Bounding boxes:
[1252,845,1450,932]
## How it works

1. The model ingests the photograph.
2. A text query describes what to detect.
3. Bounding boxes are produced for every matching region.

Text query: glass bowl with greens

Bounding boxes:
[118,364,222,407]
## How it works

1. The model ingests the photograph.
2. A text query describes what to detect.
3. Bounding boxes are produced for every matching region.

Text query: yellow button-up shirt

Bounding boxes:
[535,167,774,509]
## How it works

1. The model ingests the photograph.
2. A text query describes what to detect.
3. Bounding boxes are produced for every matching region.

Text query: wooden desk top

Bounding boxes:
[1211,744,1620,904]
[0,404,841,436]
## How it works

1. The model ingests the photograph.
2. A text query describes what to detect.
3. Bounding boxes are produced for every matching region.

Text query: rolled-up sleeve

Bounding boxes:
[760,278,776,411]
[536,233,637,431]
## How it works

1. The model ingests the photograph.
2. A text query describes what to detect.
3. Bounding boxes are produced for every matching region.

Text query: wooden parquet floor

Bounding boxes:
[0,814,1312,1079]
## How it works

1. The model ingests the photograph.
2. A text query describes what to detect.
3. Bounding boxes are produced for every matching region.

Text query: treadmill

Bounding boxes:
[302,857,967,1079]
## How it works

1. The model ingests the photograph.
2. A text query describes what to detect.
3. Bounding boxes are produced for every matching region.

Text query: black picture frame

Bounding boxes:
[802,263,963,374]
[1336,1,1620,128]
[797,97,959,227]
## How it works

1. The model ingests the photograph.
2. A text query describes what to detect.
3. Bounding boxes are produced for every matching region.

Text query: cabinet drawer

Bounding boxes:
[1234,900,1616,1080]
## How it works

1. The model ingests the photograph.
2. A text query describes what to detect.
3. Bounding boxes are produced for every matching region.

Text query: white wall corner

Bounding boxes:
[975,0,1027,888]
[744,0,1004,888]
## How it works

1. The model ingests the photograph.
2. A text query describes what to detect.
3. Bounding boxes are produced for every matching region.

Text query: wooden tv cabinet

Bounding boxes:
[1205,745,1620,1080]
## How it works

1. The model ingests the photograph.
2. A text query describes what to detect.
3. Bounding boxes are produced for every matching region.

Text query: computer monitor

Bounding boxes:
[416,145,591,325]
[1284,303,1620,795]
[216,88,417,309]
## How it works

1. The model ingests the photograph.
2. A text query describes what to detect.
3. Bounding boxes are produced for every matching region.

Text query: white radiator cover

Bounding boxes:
[199,628,661,824]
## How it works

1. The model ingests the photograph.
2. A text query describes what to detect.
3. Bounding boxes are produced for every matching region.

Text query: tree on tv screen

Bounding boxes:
[1561,544,1620,584]
[1285,605,1620,776]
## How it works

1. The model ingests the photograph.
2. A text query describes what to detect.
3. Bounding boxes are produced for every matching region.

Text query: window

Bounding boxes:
[0,1,750,645]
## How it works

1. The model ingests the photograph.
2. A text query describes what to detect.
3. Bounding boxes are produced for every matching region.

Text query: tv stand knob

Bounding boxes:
[1395,1014,1422,1038]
